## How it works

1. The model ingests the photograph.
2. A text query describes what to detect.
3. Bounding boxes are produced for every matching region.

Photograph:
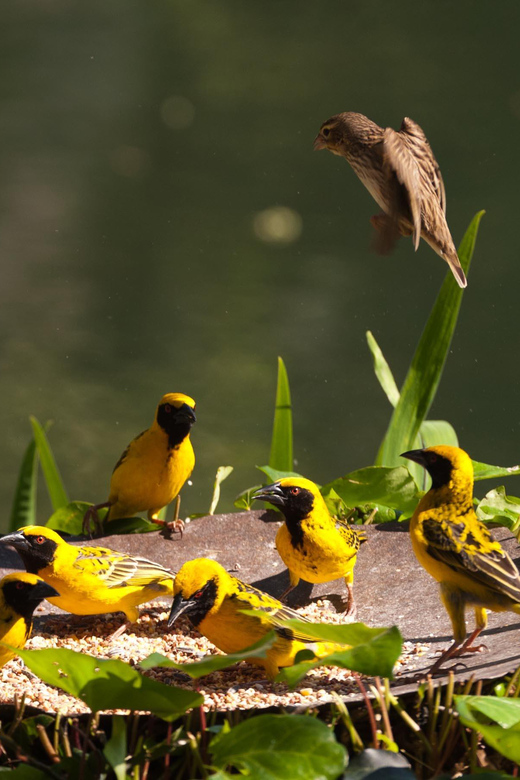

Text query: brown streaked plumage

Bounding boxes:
[314,112,466,288]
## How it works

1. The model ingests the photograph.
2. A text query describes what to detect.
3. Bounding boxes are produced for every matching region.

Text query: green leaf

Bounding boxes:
[140,632,276,678]
[257,465,303,482]
[376,211,484,468]
[455,695,520,763]
[104,715,127,780]
[0,768,48,779]
[366,331,400,408]
[418,420,459,449]
[17,647,202,718]
[9,438,39,531]
[234,485,262,511]
[274,622,402,687]
[46,501,98,534]
[29,416,69,511]
[269,356,293,473]
[321,487,395,523]
[476,487,520,532]
[472,460,520,481]
[102,516,159,535]
[322,466,420,517]
[210,714,346,780]
[209,466,234,515]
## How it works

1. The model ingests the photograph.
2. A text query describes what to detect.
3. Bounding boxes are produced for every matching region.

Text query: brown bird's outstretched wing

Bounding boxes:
[422,518,520,603]
[382,124,423,250]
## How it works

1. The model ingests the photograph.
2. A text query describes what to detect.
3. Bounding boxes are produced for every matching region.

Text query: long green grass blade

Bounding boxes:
[9,438,39,530]
[376,211,485,467]
[29,416,69,512]
[366,330,400,408]
[269,356,293,472]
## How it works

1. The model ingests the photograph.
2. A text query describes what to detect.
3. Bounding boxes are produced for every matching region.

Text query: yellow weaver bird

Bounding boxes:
[1,526,175,635]
[168,558,346,680]
[0,572,59,668]
[84,392,196,536]
[253,478,366,615]
[402,445,520,675]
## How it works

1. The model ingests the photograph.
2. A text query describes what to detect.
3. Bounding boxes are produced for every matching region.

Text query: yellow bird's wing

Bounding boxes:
[74,546,174,589]
[112,430,147,474]
[422,517,520,602]
[230,580,322,644]
[335,519,367,551]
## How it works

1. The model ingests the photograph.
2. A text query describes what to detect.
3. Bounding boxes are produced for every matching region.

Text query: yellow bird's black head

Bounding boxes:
[253,478,319,546]
[156,392,196,448]
[0,527,62,574]
[1,572,59,628]
[401,445,473,492]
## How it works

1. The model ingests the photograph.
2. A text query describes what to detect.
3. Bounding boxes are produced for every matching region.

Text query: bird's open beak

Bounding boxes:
[252,483,286,507]
[313,134,326,151]
[167,592,195,628]
[401,449,427,466]
[0,531,29,551]
[29,580,60,602]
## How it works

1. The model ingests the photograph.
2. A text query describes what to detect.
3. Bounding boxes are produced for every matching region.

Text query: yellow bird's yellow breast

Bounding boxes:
[0,613,30,668]
[276,521,357,584]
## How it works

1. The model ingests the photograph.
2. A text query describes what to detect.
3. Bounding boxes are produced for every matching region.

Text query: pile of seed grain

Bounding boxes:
[0,599,429,715]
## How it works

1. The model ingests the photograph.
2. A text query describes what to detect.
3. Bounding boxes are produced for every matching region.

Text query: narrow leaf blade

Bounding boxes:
[29,417,69,511]
[269,356,293,472]
[366,330,400,408]
[9,438,39,530]
[209,466,234,515]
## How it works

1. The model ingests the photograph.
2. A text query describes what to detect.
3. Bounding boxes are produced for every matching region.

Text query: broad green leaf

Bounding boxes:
[234,485,262,511]
[209,466,234,515]
[321,486,396,523]
[46,501,98,534]
[140,632,276,678]
[322,466,420,517]
[257,465,303,483]
[418,420,459,449]
[366,331,400,408]
[210,714,346,780]
[376,211,484,467]
[30,416,69,511]
[102,515,159,535]
[274,622,402,686]
[0,768,48,779]
[9,438,39,530]
[476,487,520,532]
[455,695,520,763]
[104,715,127,780]
[472,460,520,481]
[17,647,202,718]
[269,356,293,473]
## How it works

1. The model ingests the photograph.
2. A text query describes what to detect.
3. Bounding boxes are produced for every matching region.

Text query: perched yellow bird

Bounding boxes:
[402,445,520,674]
[168,558,345,680]
[84,392,196,536]
[0,572,59,668]
[253,478,366,615]
[0,526,175,633]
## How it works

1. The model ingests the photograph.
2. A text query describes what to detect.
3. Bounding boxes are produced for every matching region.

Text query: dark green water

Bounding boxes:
[1,1,519,527]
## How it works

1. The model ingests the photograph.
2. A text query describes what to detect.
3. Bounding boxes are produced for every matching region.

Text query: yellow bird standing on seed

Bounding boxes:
[168,558,347,680]
[314,111,467,288]
[0,572,59,668]
[84,392,196,535]
[0,526,175,629]
[402,445,520,674]
[253,478,366,615]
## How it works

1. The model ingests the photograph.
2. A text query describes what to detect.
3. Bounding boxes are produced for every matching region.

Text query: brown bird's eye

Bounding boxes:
[322,127,330,137]
[291,487,300,496]
[164,404,171,414]
[35,536,45,545]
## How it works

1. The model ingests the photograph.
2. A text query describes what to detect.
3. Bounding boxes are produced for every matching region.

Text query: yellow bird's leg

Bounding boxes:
[424,585,467,676]
[450,607,488,657]
[343,572,357,617]
[148,496,185,539]
[279,570,300,602]
[107,606,139,641]
[82,502,111,538]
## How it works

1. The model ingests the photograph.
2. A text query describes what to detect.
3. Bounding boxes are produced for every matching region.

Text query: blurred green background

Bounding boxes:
[1,1,519,526]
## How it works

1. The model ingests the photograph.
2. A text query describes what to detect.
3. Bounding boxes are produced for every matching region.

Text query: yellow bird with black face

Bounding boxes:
[84,392,196,535]
[402,445,520,674]
[168,558,346,680]
[314,111,466,288]
[0,572,59,668]
[0,526,175,629]
[253,477,366,615]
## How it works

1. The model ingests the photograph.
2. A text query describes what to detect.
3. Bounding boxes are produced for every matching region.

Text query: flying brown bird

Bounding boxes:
[314,112,466,288]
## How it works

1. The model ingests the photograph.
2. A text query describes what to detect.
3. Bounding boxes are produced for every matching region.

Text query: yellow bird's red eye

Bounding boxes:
[291,487,300,496]
[35,536,45,545]
[193,590,203,599]
[429,454,438,463]
[15,582,24,590]
[164,404,171,414]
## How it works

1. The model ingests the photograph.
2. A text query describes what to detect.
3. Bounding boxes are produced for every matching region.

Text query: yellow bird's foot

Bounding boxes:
[107,621,129,641]
[279,584,296,603]
[342,583,357,617]
[82,502,110,538]
[155,517,185,540]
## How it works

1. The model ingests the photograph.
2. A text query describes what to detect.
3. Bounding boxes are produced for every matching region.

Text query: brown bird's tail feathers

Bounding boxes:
[443,249,467,288]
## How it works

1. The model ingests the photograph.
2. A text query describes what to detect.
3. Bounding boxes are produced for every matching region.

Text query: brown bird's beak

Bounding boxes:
[313,134,327,151]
